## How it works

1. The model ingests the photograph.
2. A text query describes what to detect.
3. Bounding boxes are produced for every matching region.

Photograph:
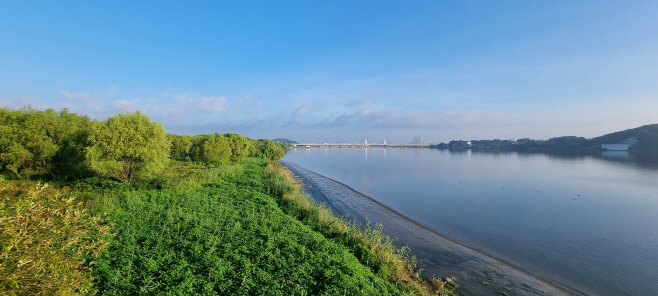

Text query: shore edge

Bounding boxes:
[281,160,581,296]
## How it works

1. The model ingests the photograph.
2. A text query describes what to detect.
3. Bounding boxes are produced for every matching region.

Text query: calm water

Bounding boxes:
[283,148,658,296]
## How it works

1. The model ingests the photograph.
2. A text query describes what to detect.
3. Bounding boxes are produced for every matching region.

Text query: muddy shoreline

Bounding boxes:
[281,161,580,296]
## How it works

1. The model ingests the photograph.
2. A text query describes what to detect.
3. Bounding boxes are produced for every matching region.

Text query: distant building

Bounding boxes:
[602,137,638,151]
[413,136,422,144]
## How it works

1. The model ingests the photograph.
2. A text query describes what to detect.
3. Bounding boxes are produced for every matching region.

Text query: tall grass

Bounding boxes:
[0,177,112,295]
[263,162,458,296]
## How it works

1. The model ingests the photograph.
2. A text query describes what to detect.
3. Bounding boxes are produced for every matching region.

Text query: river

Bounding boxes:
[282,147,658,296]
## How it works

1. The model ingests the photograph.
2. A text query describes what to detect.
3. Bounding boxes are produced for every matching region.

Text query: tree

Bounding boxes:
[188,134,230,164]
[222,133,252,162]
[0,107,59,179]
[247,138,261,157]
[167,134,193,158]
[188,133,253,164]
[47,109,93,181]
[0,107,93,180]
[257,139,285,160]
[201,133,231,163]
[86,111,169,185]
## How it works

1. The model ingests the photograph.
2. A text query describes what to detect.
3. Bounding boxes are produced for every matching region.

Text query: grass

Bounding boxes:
[90,159,410,295]
[0,158,458,295]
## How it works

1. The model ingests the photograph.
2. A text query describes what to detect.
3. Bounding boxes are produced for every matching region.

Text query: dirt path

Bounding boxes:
[281,161,580,296]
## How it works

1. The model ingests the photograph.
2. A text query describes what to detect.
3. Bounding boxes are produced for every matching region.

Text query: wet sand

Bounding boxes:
[281,161,579,296]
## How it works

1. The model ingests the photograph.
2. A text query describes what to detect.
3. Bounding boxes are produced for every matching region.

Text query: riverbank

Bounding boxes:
[281,161,577,296]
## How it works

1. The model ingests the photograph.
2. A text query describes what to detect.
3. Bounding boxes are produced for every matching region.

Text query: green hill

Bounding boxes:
[272,138,298,144]
[589,124,658,151]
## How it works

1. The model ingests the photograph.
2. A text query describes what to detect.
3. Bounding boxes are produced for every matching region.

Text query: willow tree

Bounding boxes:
[223,133,252,162]
[167,133,193,158]
[86,111,169,185]
[199,133,231,163]
[257,139,285,160]
[0,107,88,179]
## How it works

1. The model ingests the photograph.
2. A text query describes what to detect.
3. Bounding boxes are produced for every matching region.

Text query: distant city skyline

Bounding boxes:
[2,1,658,143]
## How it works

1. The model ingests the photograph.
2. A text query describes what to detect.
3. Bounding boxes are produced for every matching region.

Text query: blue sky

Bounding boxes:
[2,1,657,143]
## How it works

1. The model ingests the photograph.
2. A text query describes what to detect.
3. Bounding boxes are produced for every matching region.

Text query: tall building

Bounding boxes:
[413,136,422,144]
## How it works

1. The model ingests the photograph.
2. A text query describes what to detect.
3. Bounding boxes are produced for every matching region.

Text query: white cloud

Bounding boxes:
[294,101,316,116]
[84,100,106,113]
[0,96,44,109]
[151,104,186,118]
[113,99,139,112]
[59,91,108,114]
[200,96,230,113]
[174,93,193,104]
[328,108,491,129]
[60,91,91,102]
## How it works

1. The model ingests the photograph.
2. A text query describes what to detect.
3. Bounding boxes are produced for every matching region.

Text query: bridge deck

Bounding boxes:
[291,143,430,148]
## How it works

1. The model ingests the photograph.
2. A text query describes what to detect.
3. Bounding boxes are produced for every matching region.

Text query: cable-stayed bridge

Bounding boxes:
[291,139,430,148]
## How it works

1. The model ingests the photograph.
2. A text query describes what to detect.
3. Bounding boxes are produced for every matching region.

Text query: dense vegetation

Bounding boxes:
[92,160,407,295]
[0,106,456,295]
[431,137,590,150]
[0,106,288,182]
[0,107,92,180]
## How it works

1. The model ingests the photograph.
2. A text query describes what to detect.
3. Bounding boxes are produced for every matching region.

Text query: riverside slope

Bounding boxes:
[281,161,577,296]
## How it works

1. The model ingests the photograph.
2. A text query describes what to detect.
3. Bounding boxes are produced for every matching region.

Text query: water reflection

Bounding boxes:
[633,152,658,170]
[601,150,635,161]
[444,148,658,171]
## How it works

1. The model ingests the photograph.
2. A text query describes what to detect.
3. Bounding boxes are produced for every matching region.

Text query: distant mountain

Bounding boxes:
[589,124,658,151]
[431,123,658,152]
[272,138,298,144]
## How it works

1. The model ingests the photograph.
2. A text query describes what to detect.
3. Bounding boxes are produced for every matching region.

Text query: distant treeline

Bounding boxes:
[431,137,591,150]
[0,106,288,183]
[430,123,658,152]
[271,138,298,144]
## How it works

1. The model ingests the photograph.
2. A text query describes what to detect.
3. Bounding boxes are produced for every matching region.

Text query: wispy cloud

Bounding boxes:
[294,101,316,116]
[174,93,194,104]
[328,108,491,129]
[200,96,230,113]
[113,99,140,112]
[59,91,108,114]
[344,91,379,106]
[60,91,91,102]
[0,96,44,109]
